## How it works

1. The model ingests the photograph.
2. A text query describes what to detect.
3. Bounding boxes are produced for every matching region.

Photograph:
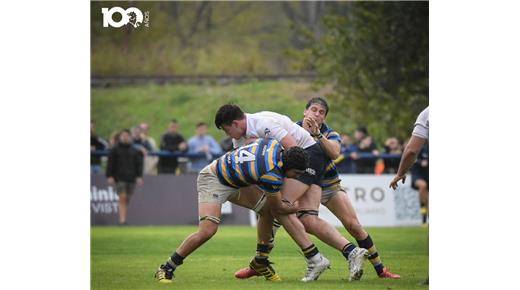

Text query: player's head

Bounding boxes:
[304,97,329,127]
[215,104,246,139]
[281,146,309,178]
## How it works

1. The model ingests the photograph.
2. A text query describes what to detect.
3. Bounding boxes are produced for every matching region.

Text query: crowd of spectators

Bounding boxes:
[92,121,425,176]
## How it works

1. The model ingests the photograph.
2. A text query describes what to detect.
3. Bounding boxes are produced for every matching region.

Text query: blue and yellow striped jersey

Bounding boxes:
[296,121,342,189]
[215,138,285,194]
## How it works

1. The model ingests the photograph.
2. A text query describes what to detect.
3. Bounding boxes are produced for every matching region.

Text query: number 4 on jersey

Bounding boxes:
[236,149,256,163]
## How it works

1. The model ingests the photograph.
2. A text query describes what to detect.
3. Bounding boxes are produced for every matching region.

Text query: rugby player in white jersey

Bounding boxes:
[390,106,429,190]
[235,97,400,280]
[214,104,367,282]
[390,106,429,285]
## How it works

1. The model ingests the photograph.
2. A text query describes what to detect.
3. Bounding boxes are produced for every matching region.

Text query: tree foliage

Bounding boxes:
[304,2,429,140]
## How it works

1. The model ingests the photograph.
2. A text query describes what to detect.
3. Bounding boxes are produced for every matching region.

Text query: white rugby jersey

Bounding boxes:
[412,106,429,140]
[233,111,316,149]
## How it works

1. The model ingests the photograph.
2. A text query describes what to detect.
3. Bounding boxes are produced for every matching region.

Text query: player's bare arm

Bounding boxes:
[390,135,427,190]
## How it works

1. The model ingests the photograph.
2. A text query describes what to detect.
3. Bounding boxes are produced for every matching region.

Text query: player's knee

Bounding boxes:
[415,179,428,190]
[198,216,220,239]
[297,210,319,233]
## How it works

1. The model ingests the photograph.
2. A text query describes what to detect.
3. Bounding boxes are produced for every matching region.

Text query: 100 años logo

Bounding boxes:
[102,7,149,28]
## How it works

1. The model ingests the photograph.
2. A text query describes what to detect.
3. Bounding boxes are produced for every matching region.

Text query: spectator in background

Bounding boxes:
[91,120,108,174]
[187,122,223,173]
[106,129,144,225]
[336,133,357,173]
[139,122,157,150]
[139,122,159,175]
[220,136,234,152]
[132,126,153,153]
[108,130,120,149]
[158,119,187,174]
[383,137,403,173]
[352,127,379,173]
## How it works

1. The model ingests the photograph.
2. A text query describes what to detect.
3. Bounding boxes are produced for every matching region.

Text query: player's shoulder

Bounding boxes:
[415,107,429,128]
[321,123,340,136]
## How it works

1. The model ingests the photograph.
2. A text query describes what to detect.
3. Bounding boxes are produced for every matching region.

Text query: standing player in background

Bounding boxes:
[154,139,320,283]
[389,106,429,285]
[235,97,400,280]
[215,104,368,282]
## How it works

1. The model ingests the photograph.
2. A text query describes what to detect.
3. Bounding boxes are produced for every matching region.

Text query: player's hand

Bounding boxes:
[303,117,319,135]
[107,177,115,185]
[136,177,144,186]
[389,174,406,190]
[276,199,298,215]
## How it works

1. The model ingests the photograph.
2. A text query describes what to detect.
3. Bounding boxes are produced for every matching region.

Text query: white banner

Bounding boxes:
[318,174,422,227]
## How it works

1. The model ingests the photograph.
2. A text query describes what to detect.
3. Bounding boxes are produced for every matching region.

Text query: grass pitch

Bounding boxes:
[91,226,428,290]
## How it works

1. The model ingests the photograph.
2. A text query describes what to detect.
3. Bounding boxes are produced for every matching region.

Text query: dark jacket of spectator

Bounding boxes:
[383,137,403,174]
[91,135,107,165]
[106,143,144,183]
[134,137,154,152]
[355,137,379,173]
[158,132,187,173]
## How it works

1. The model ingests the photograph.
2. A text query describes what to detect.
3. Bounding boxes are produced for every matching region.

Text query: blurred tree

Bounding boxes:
[281,1,327,48]
[300,1,428,141]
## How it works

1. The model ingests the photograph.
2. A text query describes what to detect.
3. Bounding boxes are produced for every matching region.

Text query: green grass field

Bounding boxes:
[91,226,428,290]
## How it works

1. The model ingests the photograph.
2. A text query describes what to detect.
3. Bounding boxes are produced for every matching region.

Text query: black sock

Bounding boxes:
[302,244,319,259]
[341,243,357,259]
[356,235,384,275]
[165,252,184,271]
[256,243,270,257]
[254,255,269,265]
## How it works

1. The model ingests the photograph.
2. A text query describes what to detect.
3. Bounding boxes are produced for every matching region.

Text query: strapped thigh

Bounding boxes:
[251,194,267,214]
[199,215,221,224]
[296,209,319,219]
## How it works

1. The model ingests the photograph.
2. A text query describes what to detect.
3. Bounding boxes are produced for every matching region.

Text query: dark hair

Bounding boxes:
[281,146,309,172]
[196,122,207,128]
[305,97,329,116]
[214,104,245,129]
[356,126,368,136]
[120,129,131,135]
[170,119,178,124]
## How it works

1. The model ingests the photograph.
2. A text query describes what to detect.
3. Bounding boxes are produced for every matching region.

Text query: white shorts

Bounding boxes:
[197,163,239,204]
[321,183,344,205]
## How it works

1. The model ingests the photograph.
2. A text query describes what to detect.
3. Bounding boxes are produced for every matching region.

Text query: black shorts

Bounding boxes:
[296,143,327,186]
[411,167,429,190]
[116,181,136,196]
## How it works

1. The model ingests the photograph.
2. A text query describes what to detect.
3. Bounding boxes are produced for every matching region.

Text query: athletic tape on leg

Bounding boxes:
[199,215,221,224]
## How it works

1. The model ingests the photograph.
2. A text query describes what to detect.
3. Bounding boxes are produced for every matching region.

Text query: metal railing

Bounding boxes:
[92,150,402,161]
